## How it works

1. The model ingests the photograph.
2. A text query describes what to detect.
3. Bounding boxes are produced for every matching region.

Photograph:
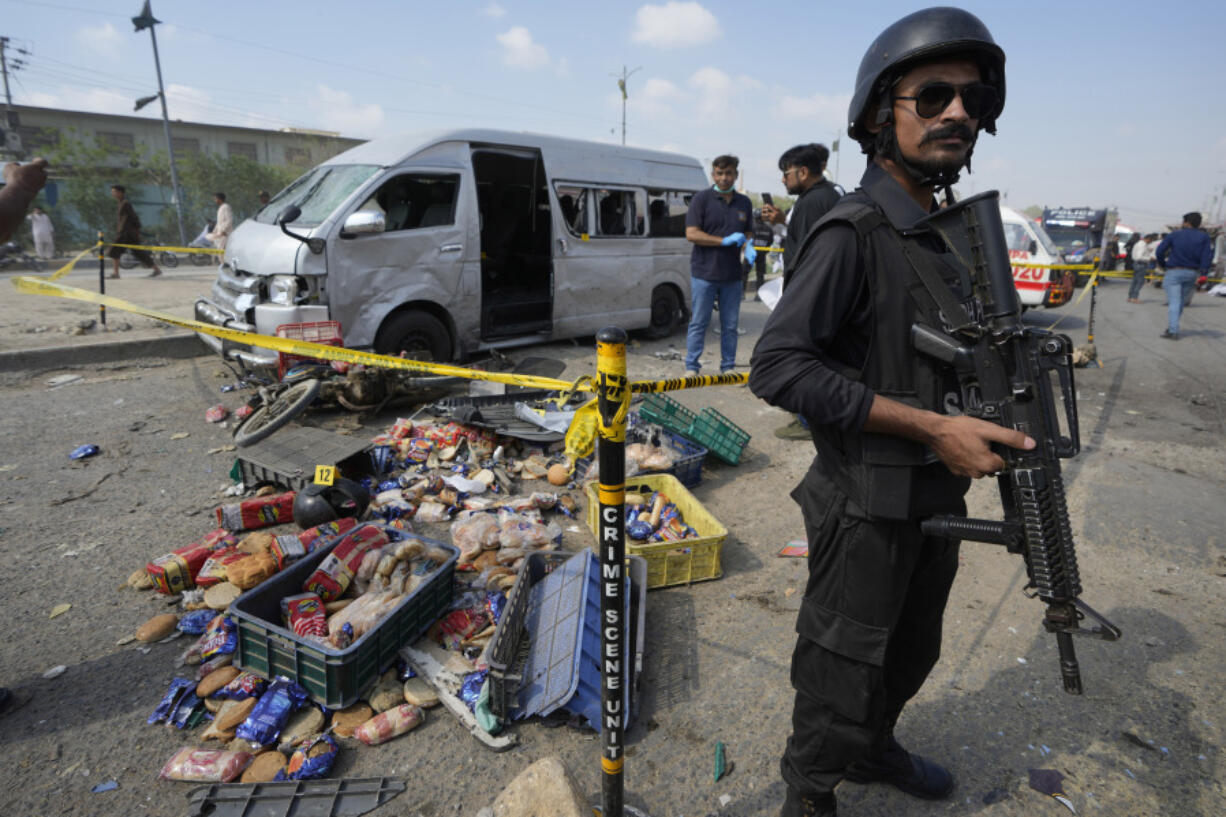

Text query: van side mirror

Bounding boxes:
[1028,239,1038,255]
[278,205,324,254]
[340,211,386,237]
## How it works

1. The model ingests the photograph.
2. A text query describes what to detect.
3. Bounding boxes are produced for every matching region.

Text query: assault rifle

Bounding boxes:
[910,191,1120,694]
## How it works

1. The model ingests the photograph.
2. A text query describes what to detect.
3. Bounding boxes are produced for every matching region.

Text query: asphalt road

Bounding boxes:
[0,277,1222,817]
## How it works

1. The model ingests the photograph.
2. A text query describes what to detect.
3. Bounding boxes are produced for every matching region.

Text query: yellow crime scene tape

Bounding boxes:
[107,242,224,255]
[9,276,751,393]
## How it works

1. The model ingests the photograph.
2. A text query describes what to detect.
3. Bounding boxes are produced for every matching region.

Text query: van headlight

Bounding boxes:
[268,275,301,305]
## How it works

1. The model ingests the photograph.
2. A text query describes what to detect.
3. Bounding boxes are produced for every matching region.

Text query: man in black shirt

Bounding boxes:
[750,9,1034,817]
[761,143,842,287]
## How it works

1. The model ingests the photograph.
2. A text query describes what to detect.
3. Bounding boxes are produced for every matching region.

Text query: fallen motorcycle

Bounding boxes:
[231,362,464,447]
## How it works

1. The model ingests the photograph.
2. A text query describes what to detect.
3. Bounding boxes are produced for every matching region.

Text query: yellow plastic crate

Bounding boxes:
[585,473,726,589]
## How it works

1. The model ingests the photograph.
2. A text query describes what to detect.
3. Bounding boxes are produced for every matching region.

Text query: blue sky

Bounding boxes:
[4,0,1224,231]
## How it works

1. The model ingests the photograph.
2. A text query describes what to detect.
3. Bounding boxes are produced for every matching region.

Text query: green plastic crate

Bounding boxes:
[689,407,751,465]
[638,394,697,438]
[229,528,457,709]
[640,394,750,465]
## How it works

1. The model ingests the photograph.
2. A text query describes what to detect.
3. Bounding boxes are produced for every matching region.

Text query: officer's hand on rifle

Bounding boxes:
[928,414,1035,479]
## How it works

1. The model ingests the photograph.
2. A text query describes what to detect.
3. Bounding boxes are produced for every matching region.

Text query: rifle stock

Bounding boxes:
[915,191,1120,694]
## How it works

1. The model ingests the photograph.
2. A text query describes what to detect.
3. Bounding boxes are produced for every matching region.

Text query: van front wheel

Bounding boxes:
[644,285,683,340]
[375,309,452,363]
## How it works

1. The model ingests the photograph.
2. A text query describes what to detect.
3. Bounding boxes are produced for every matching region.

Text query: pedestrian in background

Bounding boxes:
[28,205,55,260]
[1127,233,1155,303]
[1153,212,1213,339]
[747,209,775,299]
[683,154,754,378]
[760,143,842,288]
[206,192,235,250]
[108,184,161,279]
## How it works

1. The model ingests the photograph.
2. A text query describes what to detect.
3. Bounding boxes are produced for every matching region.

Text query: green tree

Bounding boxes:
[171,151,299,235]
[1023,205,1043,220]
[41,128,160,246]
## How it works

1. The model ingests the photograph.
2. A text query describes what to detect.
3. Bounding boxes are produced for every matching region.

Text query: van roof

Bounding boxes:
[323,128,707,189]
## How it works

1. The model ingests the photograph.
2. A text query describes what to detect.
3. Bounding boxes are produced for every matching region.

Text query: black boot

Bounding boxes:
[780,789,836,817]
[843,735,954,800]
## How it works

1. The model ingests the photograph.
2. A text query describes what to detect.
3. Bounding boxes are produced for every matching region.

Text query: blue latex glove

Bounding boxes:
[744,243,757,265]
[721,231,746,247]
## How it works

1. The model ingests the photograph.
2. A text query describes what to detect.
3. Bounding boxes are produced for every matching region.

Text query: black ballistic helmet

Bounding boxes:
[848,6,1005,147]
[292,477,370,529]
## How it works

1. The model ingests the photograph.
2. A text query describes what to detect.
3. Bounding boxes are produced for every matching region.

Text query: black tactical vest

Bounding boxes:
[798,194,972,520]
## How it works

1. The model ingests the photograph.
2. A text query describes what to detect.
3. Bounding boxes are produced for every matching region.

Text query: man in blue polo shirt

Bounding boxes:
[684,154,755,376]
[1153,211,1214,340]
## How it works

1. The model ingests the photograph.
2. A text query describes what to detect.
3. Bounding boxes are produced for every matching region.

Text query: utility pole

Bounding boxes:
[612,65,641,146]
[0,36,19,158]
[132,1,187,246]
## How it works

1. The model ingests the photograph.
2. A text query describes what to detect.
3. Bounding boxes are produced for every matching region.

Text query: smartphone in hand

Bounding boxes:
[762,192,774,206]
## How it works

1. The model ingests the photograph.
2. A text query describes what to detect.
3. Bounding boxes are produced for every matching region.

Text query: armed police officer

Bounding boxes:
[749,9,1036,816]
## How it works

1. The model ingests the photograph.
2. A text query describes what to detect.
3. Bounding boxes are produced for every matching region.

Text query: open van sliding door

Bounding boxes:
[471,147,553,340]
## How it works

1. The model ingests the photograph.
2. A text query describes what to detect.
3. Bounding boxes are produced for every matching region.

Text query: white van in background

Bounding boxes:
[1000,205,1074,309]
[194,129,707,367]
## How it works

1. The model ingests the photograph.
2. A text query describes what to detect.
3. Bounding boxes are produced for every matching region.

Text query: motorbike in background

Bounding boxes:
[0,240,43,271]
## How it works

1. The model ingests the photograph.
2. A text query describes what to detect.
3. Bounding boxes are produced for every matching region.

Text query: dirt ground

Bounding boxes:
[0,277,1222,816]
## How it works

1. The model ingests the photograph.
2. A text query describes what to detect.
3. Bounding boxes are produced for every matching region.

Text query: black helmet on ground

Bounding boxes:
[848,6,1005,188]
[292,477,370,529]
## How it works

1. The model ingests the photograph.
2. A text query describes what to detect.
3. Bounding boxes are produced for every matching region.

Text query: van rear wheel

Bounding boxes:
[644,285,683,340]
[375,309,452,363]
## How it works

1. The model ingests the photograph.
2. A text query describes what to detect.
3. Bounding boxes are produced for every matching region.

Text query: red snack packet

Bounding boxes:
[195,546,248,588]
[302,525,389,601]
[435,607,489,650]
[146,528,238,595]
[270,517,359,570]
[159,747,252,782]
[282,593,327,639]
[205,404,229,423]
[215,492,296,532]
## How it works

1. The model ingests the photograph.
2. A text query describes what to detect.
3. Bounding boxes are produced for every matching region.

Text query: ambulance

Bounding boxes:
[1001,205,1073,309]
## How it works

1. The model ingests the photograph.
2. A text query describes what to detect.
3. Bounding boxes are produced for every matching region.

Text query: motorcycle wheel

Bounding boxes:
[119,252,138,270]
[159,251,179,268]
[190,252,211,266]
[232,378,321,447]
[23,255,43,272]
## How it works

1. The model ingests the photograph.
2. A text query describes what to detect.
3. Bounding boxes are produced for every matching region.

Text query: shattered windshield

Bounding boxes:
[254,164,380,227]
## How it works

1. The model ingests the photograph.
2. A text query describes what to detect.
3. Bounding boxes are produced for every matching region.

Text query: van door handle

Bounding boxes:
[439,244,462,253]
[557,237,568,254]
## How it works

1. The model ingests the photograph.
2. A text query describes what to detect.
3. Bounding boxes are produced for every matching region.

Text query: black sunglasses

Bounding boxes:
[893,81,999,120]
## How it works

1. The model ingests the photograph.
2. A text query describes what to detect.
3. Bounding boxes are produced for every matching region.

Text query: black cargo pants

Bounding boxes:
[780,469,962,797]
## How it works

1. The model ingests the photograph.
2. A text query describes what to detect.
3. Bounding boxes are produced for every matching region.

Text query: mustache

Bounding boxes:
[920,124,975,145]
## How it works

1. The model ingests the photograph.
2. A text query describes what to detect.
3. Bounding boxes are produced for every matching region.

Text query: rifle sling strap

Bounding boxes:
[885,229,978,335]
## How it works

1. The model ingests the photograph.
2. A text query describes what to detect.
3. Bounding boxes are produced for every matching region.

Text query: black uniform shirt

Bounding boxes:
[782,179,842,274]
[750,163,943,433]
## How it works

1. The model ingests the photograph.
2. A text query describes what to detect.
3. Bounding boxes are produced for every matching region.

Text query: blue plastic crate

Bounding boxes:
[492,550,643,733]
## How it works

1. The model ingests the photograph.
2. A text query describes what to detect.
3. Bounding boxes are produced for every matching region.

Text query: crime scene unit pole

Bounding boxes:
[1086,275,1097,345]
[97,230,106,326]
[595,326,629,817]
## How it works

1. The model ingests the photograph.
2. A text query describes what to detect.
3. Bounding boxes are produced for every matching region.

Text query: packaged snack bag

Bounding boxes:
[270,517,358,570]
[146,528,238,594]
[302,525,389,602]
[281,593,327,639]
[215,492,297,532]
[158,747,252,782]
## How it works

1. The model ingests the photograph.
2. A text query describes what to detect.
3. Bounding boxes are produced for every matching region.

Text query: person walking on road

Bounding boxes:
[1127,233,1156,303]
[28,206,55,260]
[683,154,754,377]
[206,192,235,251]
[108,184,161,279]
[760,143,842,289]
[750,9,1032,816]
[1153,212,1213,339]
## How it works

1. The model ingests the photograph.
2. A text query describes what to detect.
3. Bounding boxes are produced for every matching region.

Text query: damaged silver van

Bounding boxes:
[194,128,706,367]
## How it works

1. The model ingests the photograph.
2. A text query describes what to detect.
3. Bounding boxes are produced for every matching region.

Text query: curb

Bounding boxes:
[0,332,209,373]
